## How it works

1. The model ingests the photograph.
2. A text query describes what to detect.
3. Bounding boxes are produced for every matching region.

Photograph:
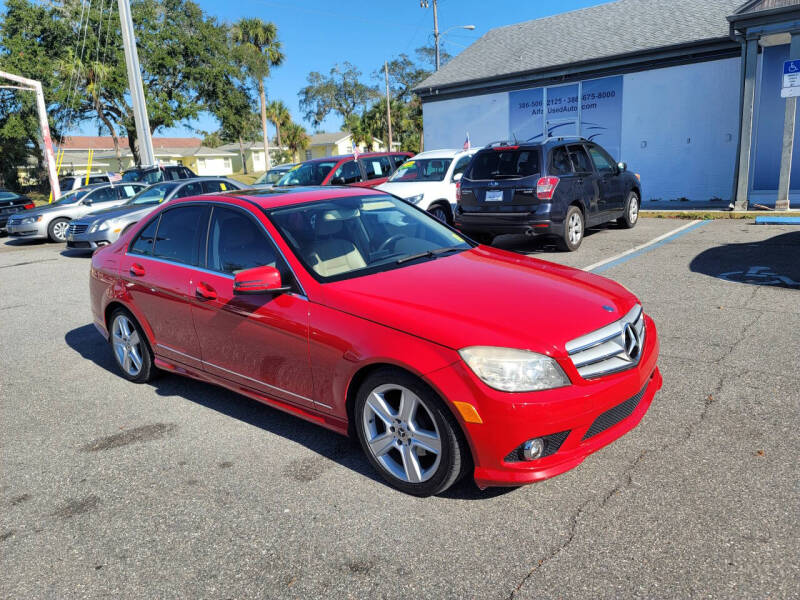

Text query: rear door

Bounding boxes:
[566,144,602,223]
[586,143,624,215]
[189,205,314,408]
[359,155,395,187]
[327,159,368,188]
[119,205,210,369]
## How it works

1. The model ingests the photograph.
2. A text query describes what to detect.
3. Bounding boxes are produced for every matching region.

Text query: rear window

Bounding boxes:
[466,149,540,180]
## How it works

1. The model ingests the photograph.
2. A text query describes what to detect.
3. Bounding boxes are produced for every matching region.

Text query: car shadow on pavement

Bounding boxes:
[64,323,512,500]
[492,225,607,254]
[689,229,800,290]
[60,248,93,258]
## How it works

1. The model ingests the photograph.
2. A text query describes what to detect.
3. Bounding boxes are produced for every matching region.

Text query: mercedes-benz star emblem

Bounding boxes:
[623,323,640,360]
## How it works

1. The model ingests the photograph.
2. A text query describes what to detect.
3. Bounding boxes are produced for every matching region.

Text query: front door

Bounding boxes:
[189,205,315,409]
[567,144,601,224]
[587,144,624,214]
[121,204,210,369]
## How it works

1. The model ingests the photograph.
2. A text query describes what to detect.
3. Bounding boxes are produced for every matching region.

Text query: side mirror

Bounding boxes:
[452,172,463,182]
[617,162,627,172]
[82,198,93,205]
[233,265,291,295]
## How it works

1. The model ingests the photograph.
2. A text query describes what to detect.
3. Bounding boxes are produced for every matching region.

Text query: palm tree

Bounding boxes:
[265,100,291,148]
[283,123,310,162]
[231,18,284,171]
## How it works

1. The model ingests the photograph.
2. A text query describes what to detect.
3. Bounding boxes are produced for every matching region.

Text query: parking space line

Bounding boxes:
[584,219,709,273]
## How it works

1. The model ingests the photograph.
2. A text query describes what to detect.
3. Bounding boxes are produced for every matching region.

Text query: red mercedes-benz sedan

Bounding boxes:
[89,186,661,496]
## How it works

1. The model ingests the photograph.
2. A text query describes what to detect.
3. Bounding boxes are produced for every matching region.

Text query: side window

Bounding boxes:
[362,156,393,180]
[163,168,180,181]
[391,155,408,170]
[129,216,159,255]
[331,160,363,184]
[588,145,615,174]
[568,145,593,173]
[451,156,472,180]
[206,207,284,276]
[88,176,107,184]
[151,205,208,265]
[181,167,194,178]
[202,180,230,194]
[89,187,118,203]
[174,181,203,198]
[119,185,140,199]
[549,146,574,176]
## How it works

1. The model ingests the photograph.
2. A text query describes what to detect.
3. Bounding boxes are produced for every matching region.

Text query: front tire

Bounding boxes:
[109,308,155,383]
[48,218,69,243]
[617,191,639,228]
[428,204,450,225]
[559,205,584,251]
[354,368,468,496]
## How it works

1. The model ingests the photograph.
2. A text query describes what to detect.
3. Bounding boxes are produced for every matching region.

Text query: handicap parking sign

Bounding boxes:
[782,60,800,97]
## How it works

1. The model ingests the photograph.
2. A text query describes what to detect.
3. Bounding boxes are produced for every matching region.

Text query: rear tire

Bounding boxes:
[354,368,468,496]
[109,308,155,383]
[47,218,69,243]
[559,206,584,251]
[428,204,451,225]
[617,191,639,229]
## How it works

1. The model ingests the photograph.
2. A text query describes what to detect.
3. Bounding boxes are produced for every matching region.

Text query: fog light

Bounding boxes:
[522,438,544,461]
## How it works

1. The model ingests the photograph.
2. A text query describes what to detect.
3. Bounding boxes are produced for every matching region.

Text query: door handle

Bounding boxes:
[195,282,217,300]
[129,263,145,277]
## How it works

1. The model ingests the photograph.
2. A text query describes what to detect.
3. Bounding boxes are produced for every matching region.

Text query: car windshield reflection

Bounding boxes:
[268,194,472,282]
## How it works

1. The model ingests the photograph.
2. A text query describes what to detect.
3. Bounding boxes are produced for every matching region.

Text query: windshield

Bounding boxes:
[388,158,453,182]
[121,168,162,184]
[255,166,292,185]
[52,189,90,206]
[276,161,337,186]
[268,194,471,282]
[466,149,540,180]
[0,191,20,200]
[126,182,179,205]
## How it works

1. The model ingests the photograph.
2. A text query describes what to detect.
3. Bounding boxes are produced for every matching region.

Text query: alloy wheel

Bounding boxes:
[361,383,442,484]
[112,314,143,377]
[628,196,639,224]
[430,206,448,223]
[52,221,69,241]
[568,212,583,245]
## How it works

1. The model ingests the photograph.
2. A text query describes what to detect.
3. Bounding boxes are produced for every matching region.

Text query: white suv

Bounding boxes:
[376,148,478,224]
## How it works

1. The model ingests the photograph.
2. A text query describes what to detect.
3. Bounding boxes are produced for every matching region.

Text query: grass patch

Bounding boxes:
[641,210,762,220]
[228,172,263,186]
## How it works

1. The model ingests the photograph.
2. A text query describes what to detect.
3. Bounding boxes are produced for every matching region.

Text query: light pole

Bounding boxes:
[419,2,475,71]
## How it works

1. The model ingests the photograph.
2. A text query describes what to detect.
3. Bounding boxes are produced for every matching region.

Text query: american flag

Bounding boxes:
[463,132,470,150]
[107,171,122,182]
[352,143,360,159]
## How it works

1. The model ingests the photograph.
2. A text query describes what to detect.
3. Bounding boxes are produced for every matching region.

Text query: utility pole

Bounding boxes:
[777,33,800,211]
[384,61,393,150]
[118,0,155,167]
[420,0,440,71]
[0,71,60,199]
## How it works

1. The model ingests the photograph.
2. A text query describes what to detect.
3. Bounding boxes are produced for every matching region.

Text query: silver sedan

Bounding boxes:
[65,178,244,250]
[6,183,146,242]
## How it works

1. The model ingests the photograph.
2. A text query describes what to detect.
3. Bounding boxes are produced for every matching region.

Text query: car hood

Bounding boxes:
[376,181,444,199]
[85,204,155,221]
[318,247,638,355]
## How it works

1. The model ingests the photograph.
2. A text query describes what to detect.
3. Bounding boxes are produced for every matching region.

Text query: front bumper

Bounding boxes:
[6,220,46,239]
[455,207,563,237]
[426,315,661,488]
[66,227,114,250]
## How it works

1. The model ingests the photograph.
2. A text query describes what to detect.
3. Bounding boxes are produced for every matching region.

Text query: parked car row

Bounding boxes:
[0,189,36,233]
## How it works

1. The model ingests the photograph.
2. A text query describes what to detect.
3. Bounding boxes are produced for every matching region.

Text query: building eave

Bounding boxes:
[416,37,739,102]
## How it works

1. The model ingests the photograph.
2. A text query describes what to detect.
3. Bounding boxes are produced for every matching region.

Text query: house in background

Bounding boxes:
[178,147,237,176]
[218,142,290,174]
[305,131,391,160]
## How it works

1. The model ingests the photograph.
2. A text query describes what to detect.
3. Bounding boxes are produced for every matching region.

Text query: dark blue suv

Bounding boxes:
[455,138,642,251]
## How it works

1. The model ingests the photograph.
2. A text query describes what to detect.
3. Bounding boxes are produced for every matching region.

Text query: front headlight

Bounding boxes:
[88,220,109,233]
[459,346,570,392]
[19,215,42,225]
[405,194,424,205]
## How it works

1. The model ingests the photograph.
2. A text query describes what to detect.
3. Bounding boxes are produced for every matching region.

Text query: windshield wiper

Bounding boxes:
[396,246,465,265]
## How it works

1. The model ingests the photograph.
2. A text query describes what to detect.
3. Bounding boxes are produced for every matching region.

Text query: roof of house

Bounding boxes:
[218,142,289,153]
[736,0,800,14]
[309,131,351,146]
[415,0,742,93]
[59,136,202,151]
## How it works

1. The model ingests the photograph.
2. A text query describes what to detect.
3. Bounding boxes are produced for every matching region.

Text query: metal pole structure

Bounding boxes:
[433,0,440,71]
[385,61,393,150]
[118,0,155,167]
[776,32,800,211]
[0,70,61,200]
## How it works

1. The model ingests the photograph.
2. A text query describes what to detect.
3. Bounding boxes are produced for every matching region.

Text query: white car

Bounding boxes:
[376,148,478,224]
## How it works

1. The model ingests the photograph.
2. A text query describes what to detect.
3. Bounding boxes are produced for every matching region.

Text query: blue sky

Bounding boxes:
[67,0,611,138]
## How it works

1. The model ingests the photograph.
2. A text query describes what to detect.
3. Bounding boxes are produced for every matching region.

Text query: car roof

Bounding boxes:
[303,151,410,164]
[479,136,589,151]
[410,148,479,159]
[221,185,386,210]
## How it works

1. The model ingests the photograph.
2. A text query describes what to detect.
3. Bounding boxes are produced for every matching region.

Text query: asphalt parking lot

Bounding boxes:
[1,218,798,599]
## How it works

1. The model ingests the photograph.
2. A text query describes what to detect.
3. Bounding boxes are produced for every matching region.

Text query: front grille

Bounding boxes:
[565,305,646,379]
[582,381,649,441]
[67,222,88,236]
[504,430,571,463]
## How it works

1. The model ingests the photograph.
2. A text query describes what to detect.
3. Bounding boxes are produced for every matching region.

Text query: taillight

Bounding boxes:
[536,176,560,200]
[456,181,462,202]
[23,202,35,209]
